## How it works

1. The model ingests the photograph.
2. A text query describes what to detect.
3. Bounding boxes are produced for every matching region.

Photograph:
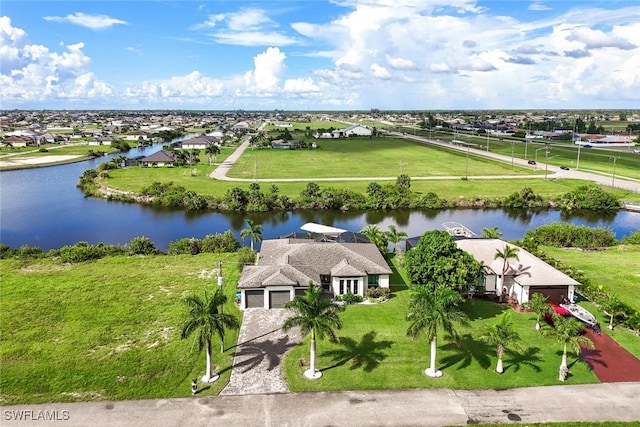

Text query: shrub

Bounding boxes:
[336,292,363,304]
[128,236,157,255]
[16,244,45,259]
[237,247,256,266]
[559,184,620,211]
[365,287,390,302]
[523,222,616,249]
[0,243,13,259]
[620,230,640,245]
[59,242,105,263]
[201,231,240,253]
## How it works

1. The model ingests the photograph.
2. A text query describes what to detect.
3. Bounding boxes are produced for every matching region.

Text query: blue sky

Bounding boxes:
[1,1,639,110]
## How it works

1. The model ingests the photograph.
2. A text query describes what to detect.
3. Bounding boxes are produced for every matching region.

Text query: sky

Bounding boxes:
[1,1,639,111]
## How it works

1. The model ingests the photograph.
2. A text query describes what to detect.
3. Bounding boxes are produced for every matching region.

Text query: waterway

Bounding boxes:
[1,144,638,251]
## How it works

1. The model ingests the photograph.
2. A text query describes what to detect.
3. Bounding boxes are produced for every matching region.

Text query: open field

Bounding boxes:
[282,255,599,393]
[0,254,242,405]
[228,137,538,179]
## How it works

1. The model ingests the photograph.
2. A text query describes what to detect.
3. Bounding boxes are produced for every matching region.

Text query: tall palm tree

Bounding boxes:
[282,284,344,380]
[406,285,467,378]
[494,244,520,300]
[523,292,550,331]
[481,226,503,239]
[181,288,240,383]
[543,315,594,381]
[480,311,521,374]
[384,225,408,253]
[240,218,263,251]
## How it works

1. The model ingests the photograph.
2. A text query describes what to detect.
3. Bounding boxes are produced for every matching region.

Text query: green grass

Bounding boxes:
[542,245,640,312]
[228,137,537,179]
[282,256,599,392]
[539,245,640,358]
[0,254,242,405]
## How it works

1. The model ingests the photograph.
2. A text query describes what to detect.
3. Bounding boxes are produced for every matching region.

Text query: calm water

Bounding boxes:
[1,145,639,251]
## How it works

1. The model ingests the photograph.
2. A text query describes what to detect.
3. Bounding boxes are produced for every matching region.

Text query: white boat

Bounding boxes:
[560,303,598,328]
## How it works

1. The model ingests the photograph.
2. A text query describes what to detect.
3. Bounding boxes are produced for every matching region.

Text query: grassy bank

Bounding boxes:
[0,254,242,405]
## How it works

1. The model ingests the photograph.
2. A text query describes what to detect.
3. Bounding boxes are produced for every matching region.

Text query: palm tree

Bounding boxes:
[543,315,594,381]
[494,244,520,301]
[480,311,521,374]
[523,292,550,331]
[359,225,388,253]
[240,218,263,251]
[602,293,625,330]
[406,285,467,378]
[384,225,408,253]
[181,288,240,383]
[205,144,220,165]
[282,284,344,380]
[481,227,503,239]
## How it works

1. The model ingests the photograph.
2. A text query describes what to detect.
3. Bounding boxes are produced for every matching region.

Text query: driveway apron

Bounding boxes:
[221,309,301,395]
[580,328,640,382]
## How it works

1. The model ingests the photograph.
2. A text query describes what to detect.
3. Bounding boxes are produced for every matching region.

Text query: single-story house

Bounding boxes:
[454,238,580,305]
[271,139,301,149]
[237,239,392,310]
[331,124,372,138]
[177,135,219,150]
[138,149,176,167]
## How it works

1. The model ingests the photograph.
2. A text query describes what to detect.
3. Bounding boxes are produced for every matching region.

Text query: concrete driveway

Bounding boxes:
[220,309,301,395]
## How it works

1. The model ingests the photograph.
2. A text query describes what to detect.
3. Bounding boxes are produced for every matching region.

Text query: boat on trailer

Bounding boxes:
[560,302,599,329]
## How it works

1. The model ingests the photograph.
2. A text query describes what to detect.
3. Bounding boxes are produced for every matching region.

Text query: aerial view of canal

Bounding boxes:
[1,144,639,252]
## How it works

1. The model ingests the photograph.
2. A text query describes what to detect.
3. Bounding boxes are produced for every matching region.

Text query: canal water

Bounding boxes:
[1,145,638,251]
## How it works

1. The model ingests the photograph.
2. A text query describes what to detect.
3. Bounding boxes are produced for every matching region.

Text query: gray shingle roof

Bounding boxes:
[238,240,392,289]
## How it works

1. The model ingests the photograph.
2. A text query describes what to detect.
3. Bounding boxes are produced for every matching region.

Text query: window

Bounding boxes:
[353,279,359,295]
[339,279,345,295]
[368,275,380,286]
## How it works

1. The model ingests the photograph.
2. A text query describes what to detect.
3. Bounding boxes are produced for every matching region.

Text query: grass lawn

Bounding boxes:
[0,254,243,405]
[228,137,538,179]
[539,245,640,358]
[283,256,599,392]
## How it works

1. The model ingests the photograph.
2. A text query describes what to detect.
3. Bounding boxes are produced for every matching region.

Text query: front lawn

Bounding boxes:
[283,256,599,392]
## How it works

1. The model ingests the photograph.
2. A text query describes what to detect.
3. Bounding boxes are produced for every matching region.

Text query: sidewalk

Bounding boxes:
[3,383,639,426]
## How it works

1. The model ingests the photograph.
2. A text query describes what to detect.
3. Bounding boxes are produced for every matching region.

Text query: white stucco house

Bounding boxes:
[237,239,392,310]
[455,238,580,305]
[331,124,372,138]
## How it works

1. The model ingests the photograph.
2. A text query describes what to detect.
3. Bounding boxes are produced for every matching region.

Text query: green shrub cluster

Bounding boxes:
[559,184,620,211]
[58,241,127,263]
[523,222,616,249]
[141,182,209,210]
[335,292,363,304]
[365,286,391,302]
[168,231,240,255]
[620,229,640,245]
[503,187,547,209]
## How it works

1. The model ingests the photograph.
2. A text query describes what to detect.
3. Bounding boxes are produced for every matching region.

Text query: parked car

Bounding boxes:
[560,165,569,170]
[528,160,536,165]
[583,144,592,148]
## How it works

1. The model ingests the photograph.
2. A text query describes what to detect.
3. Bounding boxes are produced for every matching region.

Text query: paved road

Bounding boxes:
[3,382,639,426]
[209,132,640,193]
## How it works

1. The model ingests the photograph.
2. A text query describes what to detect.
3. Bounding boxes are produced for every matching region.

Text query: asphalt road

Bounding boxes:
[3,383,640,426]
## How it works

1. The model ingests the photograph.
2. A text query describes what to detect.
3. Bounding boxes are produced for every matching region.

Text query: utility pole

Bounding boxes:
[610,156,620,188]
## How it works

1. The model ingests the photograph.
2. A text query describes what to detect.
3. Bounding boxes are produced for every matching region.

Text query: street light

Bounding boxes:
[510,141,515,170]
[535,146,548,171]
[576,143,582,171]
[545,155,559,180]
[610,156,620,188]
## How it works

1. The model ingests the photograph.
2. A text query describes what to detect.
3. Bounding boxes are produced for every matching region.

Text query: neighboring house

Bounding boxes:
[177,135,218,150]
[331,124,372,138]
[271,139,301,149]
[138,149,176,167]
[237,239,393,310]
[124,131,150,141]
[454,238,580,305]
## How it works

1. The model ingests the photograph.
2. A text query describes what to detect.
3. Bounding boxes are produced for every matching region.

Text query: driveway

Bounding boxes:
[220,309,301,395]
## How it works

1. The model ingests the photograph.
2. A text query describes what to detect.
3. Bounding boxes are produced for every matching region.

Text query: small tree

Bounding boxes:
[480,311,521,374]
[543,315,594,381]
[494,244,519,299]
[181,288,240,383]
[602,294,626,331]
[481,227,503,239]
[523,292,550,331]
[384,225,408,253]
[282,284,344,379]
[360,225,388,253]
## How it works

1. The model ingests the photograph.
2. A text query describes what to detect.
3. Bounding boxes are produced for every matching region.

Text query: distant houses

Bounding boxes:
[138,150,176,167]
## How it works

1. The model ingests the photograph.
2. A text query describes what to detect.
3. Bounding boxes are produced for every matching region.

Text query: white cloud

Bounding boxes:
[43,13,127,30]
[566,26,637,50]
[244,47,286,92]
[0,18,112,105]
[283,77,320,93]
[370,63,391,79]
[130,71,224,99]
[386,54,418,70]
[528,2,552,12]
[210,31,299,47]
